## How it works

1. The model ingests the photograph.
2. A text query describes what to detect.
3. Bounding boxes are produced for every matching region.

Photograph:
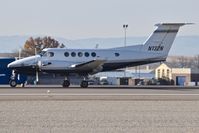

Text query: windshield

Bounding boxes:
[39,51,47,57]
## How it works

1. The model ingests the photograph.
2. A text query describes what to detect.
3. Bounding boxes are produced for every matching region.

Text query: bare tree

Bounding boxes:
[21,36,65,57]
[177,56,191,68]
[193,55,199,70]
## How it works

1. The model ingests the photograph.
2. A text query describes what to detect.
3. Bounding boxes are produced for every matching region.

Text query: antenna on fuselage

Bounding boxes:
[18,48,21,60]
[95,44,99,49]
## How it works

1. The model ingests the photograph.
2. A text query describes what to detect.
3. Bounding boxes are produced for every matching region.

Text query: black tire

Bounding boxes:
[9,80,17,87]
[80,81,88,88]
[62,80,70,88]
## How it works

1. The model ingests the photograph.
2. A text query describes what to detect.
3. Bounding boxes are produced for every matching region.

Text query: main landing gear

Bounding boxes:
[62,78,89,88]
[62,80,70,88]
[80,80,88,88]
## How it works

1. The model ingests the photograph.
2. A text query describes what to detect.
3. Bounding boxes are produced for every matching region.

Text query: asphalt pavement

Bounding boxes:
[1,85,199,132]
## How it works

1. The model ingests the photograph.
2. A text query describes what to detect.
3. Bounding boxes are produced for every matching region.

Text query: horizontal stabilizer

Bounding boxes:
[155,23,194,27]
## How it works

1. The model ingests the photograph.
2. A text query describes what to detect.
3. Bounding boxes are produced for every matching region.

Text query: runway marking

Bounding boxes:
[0,94,199,96]
[0,93,199,101]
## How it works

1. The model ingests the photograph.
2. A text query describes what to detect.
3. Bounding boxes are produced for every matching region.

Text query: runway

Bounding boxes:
[1,85,199,132]
[0,85,199,100]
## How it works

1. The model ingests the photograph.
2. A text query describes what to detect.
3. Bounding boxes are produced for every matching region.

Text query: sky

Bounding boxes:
[0,0,198,39]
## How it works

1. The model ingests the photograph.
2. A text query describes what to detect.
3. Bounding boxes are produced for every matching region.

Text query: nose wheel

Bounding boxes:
[9,70,17,87]
[9,79,17,87]
[62,80,70,88]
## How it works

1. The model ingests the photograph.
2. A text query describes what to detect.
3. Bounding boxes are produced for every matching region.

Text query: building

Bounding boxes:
[155,63,191,86]
[191,69,199,86]
[95,69,154,85]
[155,63,172,80]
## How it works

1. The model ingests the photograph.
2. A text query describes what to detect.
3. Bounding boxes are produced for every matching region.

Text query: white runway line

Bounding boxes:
[1,93,199,96]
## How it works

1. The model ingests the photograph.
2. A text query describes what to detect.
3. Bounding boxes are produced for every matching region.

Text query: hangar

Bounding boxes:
[155,63,191,86]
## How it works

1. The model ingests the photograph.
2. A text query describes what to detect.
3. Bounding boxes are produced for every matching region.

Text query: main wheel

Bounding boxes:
[80,81,88,88]
[9,80,17,87]
[62,80,70,88]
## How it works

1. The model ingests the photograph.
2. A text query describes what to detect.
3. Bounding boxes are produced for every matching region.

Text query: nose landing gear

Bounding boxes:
[9,71,17,87]
[9,79,17,87]
[9,71,26,88]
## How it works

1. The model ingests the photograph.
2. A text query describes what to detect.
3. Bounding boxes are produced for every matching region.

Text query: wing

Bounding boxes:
[69,59,106,72]
[39,59,106,74]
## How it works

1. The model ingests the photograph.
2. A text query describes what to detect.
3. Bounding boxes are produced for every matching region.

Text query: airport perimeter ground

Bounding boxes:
[0,85,199,133]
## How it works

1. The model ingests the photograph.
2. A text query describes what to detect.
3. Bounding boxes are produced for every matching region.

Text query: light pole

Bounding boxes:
[123,24,128,77]
[123,24,128,47]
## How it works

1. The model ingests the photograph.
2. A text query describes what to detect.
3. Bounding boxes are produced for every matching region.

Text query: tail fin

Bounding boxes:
[141,23,191,57]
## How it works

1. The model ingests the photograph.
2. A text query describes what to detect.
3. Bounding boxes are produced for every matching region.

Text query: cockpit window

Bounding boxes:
[39,51,47,57]
[48,52,54,57]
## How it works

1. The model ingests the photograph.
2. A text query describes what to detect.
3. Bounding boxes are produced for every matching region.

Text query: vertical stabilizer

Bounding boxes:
[142,23,191,57]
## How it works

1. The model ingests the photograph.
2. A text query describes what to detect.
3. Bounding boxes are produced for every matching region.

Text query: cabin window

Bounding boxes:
[78,52,83,57]
[115,53,120,57]
[48,52,54,57]
[71,52,76,57]
[84,52,89,57]
[64,52,69,57]
[91,52,96,57]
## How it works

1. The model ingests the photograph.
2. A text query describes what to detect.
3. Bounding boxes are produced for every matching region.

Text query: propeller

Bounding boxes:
[36,64,39,84]
[35,57,42,84]
[34,46,41,85]
[18,49,21,80]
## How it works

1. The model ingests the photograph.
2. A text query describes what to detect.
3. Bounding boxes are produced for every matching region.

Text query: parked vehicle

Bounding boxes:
[100,79,109,85]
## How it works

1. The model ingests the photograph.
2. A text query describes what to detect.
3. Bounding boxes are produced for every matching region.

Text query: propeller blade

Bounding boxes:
[36,70,39,84]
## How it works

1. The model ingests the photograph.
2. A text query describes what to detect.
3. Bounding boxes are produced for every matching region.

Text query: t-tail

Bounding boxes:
[142,23,192,58]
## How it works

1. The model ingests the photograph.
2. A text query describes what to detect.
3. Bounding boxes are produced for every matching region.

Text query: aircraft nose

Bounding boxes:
[7,55,40,69]
[7,61,19,68]
[7,60,21,68]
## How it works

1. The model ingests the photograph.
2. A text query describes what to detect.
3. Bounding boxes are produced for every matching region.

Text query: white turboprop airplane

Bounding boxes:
[8,23,191,88]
